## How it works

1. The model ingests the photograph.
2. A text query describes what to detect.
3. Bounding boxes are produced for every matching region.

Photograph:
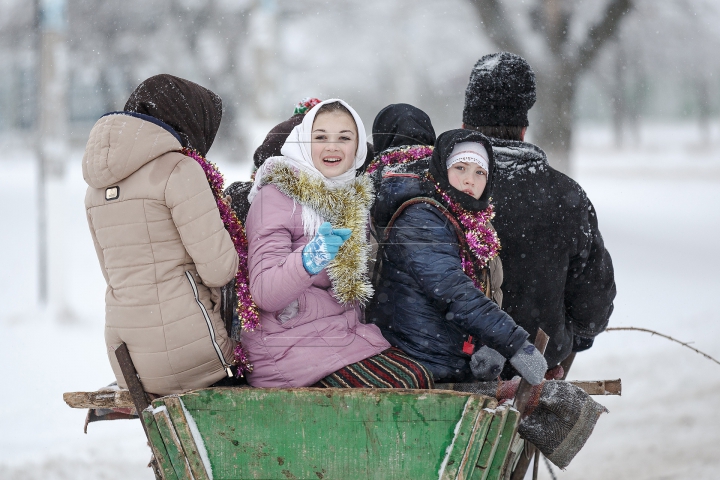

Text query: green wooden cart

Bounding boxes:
[64,332,619,479]
[64,342,527,480]
[141,386,524,480]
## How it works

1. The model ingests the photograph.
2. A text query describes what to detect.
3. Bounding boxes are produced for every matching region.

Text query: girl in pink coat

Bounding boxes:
[243,99,433,389]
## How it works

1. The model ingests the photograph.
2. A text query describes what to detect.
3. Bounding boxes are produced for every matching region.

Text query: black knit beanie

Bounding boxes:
[253,113,305,168]
[463,52,536,128]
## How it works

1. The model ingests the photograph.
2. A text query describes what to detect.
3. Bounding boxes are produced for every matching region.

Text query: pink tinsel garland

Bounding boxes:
[365,145,434,175]
[430,178,501,291]
[181,147,257,376]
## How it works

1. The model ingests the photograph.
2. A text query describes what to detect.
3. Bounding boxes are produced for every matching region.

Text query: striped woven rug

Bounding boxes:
[314,348,434,389]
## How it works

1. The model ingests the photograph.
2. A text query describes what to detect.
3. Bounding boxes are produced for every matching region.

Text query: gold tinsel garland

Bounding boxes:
[261,163,374,305]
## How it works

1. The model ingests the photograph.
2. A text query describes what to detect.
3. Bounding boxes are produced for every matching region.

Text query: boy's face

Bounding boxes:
[447,161,487,200]
[310,111,358,178]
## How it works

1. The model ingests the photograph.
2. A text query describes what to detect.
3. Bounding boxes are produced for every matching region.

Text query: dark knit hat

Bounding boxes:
[463,52,536,128]
[124,74,222,157]
[252,114,305,168]
[253,97,324,168]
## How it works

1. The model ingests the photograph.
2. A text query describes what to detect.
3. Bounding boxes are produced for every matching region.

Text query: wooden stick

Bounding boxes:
[115,343,151,414]
[510,329,549,480]
[569,379,622,396]
[63,390,135,411]
[559,352,576,380]
[514,329,549,415]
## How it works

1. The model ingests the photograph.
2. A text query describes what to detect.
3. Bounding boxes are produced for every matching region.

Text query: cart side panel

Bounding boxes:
[142,409,181,480]
[485,408,521,480]
[164,396,212,480]
[178,388,491,480]
[472,407,509,480]
[455,398,498,480]
[152,404,195,480]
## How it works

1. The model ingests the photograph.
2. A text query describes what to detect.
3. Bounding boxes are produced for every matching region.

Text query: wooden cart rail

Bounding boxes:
[63,379,620,412]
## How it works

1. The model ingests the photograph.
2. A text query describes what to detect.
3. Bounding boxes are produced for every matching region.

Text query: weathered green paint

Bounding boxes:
[153,406,195,479]
[485,409,520,480]
[472,407,509,479]
[142,409,180,480]
[455,399,497,480]
[164,396,212,480]
[439,396,488,480]
[144,388,518,480]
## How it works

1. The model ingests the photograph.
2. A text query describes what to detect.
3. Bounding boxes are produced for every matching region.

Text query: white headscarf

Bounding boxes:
[248,98,368,237]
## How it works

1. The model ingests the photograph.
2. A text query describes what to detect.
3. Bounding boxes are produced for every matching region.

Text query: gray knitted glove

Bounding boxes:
[470,346,506,381]
[509,340,548,385]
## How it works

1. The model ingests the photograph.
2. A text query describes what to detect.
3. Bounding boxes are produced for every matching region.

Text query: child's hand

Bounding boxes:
[302,222,353,275]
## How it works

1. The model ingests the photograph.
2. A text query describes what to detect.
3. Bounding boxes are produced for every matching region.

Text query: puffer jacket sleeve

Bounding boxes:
[564,195,616,345]
[245,186,315,313]
[165,156,239,287]
[391,204,529,359]
[86,210,109,284]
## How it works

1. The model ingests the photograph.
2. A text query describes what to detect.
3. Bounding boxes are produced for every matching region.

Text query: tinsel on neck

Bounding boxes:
[365,145,434,175]
[428,173,501,291]
[260,162,374,304]
[181,147,257,376]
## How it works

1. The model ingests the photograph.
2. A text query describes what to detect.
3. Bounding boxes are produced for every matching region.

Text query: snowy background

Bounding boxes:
[3,0,720,478]
[2,122,720,479]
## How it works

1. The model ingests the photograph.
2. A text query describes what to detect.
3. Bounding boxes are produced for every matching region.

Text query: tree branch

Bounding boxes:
[606,327,720,366]
[572,0,633,74]
[467,0,525,57]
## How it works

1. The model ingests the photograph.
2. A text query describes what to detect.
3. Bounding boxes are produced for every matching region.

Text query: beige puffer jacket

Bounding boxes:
[486,221,504,308]
[83,113,239,395]
[486,254,504,307]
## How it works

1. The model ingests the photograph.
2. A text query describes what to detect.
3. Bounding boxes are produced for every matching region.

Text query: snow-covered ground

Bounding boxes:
[1,121,720,479]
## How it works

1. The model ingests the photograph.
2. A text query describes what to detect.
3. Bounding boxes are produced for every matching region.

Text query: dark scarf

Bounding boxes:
[124,74,222,157]
[427,129,495,212]
[372,103,436,154]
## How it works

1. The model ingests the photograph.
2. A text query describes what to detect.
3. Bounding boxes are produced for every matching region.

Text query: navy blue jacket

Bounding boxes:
[367,174,529,382]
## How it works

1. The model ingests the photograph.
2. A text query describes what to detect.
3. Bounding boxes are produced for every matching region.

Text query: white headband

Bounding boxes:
[446,141,489,173]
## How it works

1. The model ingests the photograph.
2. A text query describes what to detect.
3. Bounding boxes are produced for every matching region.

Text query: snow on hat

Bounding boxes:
[446,141,489,173]
[463,52,536,128]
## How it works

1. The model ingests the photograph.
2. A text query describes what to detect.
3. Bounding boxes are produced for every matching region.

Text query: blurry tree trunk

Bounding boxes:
[534,67,576,174]
[696,76,711,147]
[468,0,633,176]
[612,41,627,149]
[36,0,73,320]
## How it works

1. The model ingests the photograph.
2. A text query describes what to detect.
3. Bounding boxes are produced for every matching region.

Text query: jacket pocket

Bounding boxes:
[274,293,309,329]
[185,271,234,377]
[276,299,300,324]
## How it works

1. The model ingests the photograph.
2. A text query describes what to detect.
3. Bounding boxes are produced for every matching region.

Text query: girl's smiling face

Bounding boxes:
[311,111,358,178]
[447,161,487,199]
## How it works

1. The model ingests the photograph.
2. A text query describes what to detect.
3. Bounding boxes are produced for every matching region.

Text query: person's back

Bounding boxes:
[83,75,239,395]
[462,53,616,368]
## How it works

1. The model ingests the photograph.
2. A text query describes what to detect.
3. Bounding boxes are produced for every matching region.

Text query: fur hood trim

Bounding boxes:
[261,162,374,304]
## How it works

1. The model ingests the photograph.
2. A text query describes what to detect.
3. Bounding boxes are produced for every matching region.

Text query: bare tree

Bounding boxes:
[468,0,633,174]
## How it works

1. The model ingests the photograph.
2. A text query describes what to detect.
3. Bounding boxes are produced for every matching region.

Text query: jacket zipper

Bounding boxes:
[185,271,234,377]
